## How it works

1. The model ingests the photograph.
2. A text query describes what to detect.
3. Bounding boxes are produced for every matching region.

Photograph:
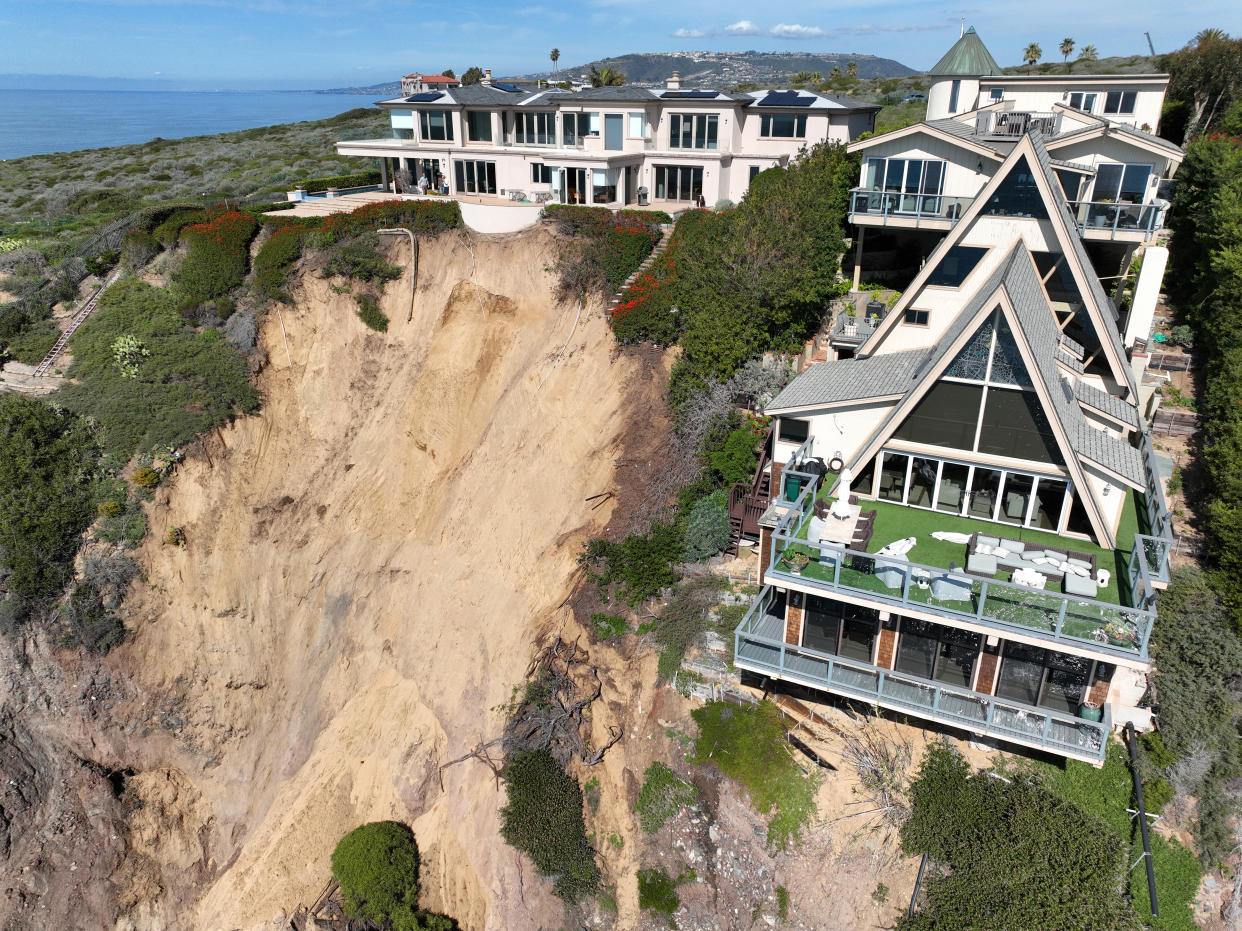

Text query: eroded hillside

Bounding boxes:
[91,227,666,928]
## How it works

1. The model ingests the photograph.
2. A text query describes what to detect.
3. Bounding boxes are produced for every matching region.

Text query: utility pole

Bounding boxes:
[1145,32,1156,57]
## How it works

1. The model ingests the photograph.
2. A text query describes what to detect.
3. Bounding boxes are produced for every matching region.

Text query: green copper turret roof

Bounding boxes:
[928,27,1000,76]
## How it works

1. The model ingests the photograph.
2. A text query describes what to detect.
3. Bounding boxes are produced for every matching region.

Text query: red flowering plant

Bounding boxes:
[173,208,259,302]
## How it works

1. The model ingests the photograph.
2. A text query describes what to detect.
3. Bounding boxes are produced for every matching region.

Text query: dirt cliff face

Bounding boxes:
[72,227,663,929]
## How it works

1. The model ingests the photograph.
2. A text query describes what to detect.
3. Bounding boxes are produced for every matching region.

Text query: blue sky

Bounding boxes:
[0,0,1238,89]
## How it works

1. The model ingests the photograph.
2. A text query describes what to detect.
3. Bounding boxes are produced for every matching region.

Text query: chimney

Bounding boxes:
[482,68,493,85]
[666,71,682,91]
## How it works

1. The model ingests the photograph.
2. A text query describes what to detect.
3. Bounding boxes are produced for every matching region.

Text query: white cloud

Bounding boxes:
[673,28,705,38]
[770,23,826,39]
[725,20,762,36]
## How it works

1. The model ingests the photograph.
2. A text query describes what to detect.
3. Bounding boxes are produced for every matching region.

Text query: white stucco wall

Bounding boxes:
[977,78,1167,131]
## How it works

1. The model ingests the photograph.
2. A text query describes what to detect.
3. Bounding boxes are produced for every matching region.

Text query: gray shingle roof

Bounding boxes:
[1059,333,1085,357]
[1075,381,1141,428]
[999,246,1146,485]
[1051,120,1185,157]
[766,348,933,411]
[1056,349,1085,373]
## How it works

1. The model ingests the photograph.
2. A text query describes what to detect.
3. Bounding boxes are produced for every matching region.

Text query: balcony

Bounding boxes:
[760,440,1172,663]
[734,587,1112,764]
[849,189,974,230]
[1069,200,1165,241]
[976,110,1061,138]
[829,313,880,347]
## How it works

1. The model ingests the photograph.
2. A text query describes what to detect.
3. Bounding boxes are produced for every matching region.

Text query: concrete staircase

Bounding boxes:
[609,223,674,310]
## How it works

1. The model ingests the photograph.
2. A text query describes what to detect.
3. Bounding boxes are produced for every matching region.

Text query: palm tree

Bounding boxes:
[1078,44,1099,65]
[846,60,858,78]
[1060,37,1075,70]
[550,48,560,75]
[1023,43,1042,72]
[589,66,625,87]
[1195,28,1228,46]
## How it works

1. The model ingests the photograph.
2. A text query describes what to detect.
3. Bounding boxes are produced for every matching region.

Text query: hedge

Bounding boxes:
[253,224,311,300]
[173,208,260,303]
[298,170,382,193]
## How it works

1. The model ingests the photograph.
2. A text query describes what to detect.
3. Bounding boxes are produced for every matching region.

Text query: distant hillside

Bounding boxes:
[998,54,1162,75]
[317,80,401,97]
[524,51,916,86]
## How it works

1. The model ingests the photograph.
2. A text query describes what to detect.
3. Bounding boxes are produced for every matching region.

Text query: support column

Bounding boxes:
[974,639,1000,695]
[758,526,772,587]
[380,157,390,193]
[875,616,897,669]
[784,594,804,646]
[852,227,866,291]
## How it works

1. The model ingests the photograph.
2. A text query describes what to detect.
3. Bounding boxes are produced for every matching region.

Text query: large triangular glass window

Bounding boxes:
[896,309,1060,464]
[982,155,1049,220]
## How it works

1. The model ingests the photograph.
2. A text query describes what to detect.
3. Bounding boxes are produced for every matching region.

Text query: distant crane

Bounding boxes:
[1145,32,1156,57]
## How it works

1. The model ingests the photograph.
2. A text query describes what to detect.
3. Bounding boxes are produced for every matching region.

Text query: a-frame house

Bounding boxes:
[733,131,1172,765]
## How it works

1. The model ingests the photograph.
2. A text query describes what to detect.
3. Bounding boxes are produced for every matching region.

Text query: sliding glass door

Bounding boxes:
[875,450,1079,536]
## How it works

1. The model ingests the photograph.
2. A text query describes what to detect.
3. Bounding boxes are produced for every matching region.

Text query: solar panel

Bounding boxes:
[405,92,444,102]
[758,91,814,107]
[661,90,718,99]
[493,82,524,93]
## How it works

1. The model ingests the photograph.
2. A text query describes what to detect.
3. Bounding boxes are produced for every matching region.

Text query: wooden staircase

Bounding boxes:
[32,268,122,377]
[726,424,776,555]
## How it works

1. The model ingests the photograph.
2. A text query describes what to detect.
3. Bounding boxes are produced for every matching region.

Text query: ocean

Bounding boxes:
[0,89,374,160]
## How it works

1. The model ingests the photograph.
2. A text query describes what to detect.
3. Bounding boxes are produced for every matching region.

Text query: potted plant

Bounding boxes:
[1101,620,1137,647]
[786,552,811,575]
[1079,699,1103,722]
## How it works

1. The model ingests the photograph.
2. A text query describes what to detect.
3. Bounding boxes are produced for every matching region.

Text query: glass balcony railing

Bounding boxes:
[734,587,1111,763]
[762,444,1167,662]
[1069,200,1164,238]
[850,189,974,225]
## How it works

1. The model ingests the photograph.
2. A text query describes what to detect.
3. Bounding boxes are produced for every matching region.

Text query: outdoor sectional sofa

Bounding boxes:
[964,532,1100,598]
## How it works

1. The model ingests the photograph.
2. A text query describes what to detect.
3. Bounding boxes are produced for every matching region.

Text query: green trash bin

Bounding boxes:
[783,473,807,502]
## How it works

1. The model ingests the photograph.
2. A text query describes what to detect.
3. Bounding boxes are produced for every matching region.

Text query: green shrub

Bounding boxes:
[1168,324,1194,348]
[299,170,382,193]
[330,822,455,931]
[682,490,730,562]
[579,521,683,607]
[152,208,206,247]
[637,867,681,916]
[691,701,818,848]
[615,208,672,229]
[355,293,389,332]
[121,230,161,270]
[314,199,461,244]
[84,250,119,277]
[590,612,628,639]
[653,574,728,680]
[327,236,402,283]
[60,581,126,653]
[3,317,59,364]
[0,395,99,610]
[635,762,698,833]
[900,742,1139,931]
[173,208,259,302]
[499,749,599,902]
[131,466,159,488]
[253,224,310,300]
[55,279,258,459]
[543,204,615,232]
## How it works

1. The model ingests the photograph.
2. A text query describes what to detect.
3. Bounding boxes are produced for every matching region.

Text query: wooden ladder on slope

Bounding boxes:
[32,268,123,377]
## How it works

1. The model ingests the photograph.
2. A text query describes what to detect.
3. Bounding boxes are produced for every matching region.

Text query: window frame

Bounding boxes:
[668,112,719,149]
[418,109,453,142]
[530,161,552,184]
[759,112,808,139]
[464,110,493,143]
[924,245,989,289]
[903,307,930,326]
[514,111,554,145]
[1066,91,1098,113]
[1103,90,1137,115]
[453,159,497,195]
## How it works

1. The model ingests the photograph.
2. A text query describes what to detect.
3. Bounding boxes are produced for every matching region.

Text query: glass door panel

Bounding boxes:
[1041,656,1090,714]
[936,461,969,514]
[968,468,1000,519]
[879,453,908,503]
[933,628,981,688]
[1031,478,1067,530]
[802,596,842,655]
[996,643,1045,705]
[895,620,936,678]
[998,472,1034,526]
[908,457,937,508]
[839,614,878,662]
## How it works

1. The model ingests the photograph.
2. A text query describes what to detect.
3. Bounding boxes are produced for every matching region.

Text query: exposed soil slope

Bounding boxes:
[113,227,666,929]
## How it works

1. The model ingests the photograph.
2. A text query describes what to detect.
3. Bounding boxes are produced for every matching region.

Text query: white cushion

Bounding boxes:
[992,547,1010,558]
[976,543,993,556]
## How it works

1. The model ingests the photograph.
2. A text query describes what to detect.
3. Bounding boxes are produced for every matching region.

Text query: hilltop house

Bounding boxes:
[846,27,1182,305]
[731,124,1175,765]
[400,72,461,96]
[335,72,878,207]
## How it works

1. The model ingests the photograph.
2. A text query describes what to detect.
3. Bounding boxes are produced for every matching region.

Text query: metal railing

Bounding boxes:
[734,587,1112,762]
[1070,200,1164,238]
[767,471,1158,661]
[976,111,1061,137]
[830,313,880,345]
[849,189,974,226]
